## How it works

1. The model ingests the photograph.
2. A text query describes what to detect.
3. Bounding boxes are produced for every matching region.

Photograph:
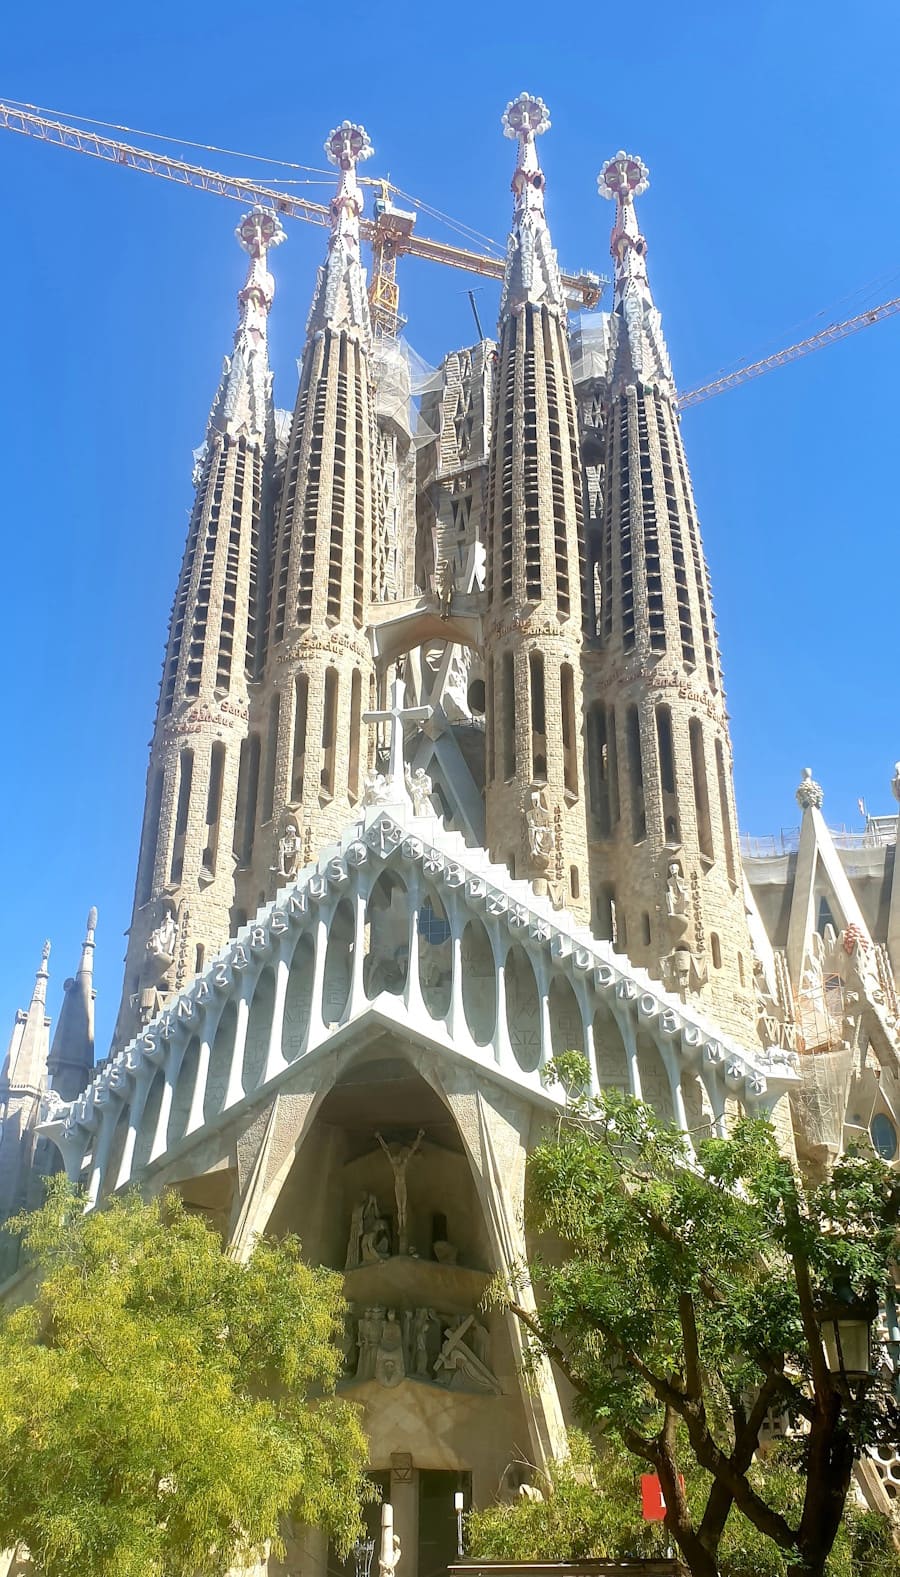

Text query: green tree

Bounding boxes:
[0,1179,371,1577]
[467,1432,900,1577]
[494,1055,900,1577]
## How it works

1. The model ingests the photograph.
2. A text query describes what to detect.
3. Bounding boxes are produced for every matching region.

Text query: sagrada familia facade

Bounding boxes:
[3,95,900,1568]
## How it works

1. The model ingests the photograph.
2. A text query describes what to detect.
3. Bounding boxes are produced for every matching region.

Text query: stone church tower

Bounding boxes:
[583,152,756,1042]
[7,93,900,1564]
[113,207,286,1050]
[244,121,379,907]
[484,95,590,917]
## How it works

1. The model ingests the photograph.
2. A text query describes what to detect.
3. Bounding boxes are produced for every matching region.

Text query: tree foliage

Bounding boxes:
[495,1056,900,1577]
[467,1432,900,1577]
[0,1180,371,1577]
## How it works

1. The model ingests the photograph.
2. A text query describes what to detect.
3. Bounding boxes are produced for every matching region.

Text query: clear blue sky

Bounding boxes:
[1,0,898,1054]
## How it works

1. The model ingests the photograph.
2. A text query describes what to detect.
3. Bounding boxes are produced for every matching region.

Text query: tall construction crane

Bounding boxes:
[678,295,900,408]
[2,99,899,399]
[0,100,604,332]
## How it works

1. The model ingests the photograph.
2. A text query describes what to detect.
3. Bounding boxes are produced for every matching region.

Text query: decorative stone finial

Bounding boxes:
[892,763,900,805]
[306,121,374,340]
[235,206,286,261]
[86,906,98,937]
[502,92,551,142]
[502,94,550,220]
[795,767,824,811]
[598,151,650,205]
[41,940,51,969]
[325,120,374,171]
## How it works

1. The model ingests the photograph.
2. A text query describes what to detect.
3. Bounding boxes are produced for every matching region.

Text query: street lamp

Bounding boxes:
[454,1490,465,1559]
[352,1535,375,1577]
[818,1284,878,1398]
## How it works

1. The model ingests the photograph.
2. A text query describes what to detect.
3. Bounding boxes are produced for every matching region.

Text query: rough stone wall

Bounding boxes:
[584,384,756,1041]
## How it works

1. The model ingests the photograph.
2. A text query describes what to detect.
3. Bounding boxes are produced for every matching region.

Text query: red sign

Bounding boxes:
[640,1473,684,1521]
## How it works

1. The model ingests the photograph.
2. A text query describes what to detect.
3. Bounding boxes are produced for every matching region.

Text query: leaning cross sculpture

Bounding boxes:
[363,678,433,802]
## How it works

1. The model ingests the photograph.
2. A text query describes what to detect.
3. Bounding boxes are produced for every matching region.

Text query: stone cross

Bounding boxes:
[363,679,433,797]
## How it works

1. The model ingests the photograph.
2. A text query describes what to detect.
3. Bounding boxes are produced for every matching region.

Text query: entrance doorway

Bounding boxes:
[418,1470,471,1577]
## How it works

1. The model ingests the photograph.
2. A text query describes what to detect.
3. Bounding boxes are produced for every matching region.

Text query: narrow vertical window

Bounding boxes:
[292,673,309,801]
[710,933,722,969]
[170,749,194,883]
[570,865,580,900]
[485,660,495,780]
[321,669,337,797]
[530,651,546,781]
[656,703,679,842]
[138,768,164,905]
[656,705,676,794]
[715,737,737,883]
[203,740,226,876]
[626,705,646,842]
[234,732,260,867]
[607,705,620,827]
[560,663,577,796]
[262,692,280,823]
[588,703,610,834]
[690,717,714,860]
[348,669,362,801]
[502,652,516,780]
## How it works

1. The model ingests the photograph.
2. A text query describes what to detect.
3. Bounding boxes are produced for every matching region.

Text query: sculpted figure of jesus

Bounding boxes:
[375,1128,425,1255]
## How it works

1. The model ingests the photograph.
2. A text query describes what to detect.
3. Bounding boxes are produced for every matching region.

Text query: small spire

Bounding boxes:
[205,207,285,442]
[597,151,673,393]
[503,92,551,220]
[235,206,285,349]
[598,151,651,310]
[1,942,52,1093]
[306,120,374,340]
[47,910,97,1101]
[498,93,564,318]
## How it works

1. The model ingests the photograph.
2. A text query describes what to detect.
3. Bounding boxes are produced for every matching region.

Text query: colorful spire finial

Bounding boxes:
[306,122,374,340]
[234,206,285,346]
[325,120,373,244]
[598,151,651,305]
[502,93,551,217]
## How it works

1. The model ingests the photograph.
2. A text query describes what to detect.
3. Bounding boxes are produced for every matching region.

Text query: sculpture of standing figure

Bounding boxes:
[524,786,553,867]
[375,1128,425,1254]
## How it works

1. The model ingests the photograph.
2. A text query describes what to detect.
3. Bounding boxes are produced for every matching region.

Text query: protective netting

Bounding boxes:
[789,1044,854,1157]
[569,311,614,386]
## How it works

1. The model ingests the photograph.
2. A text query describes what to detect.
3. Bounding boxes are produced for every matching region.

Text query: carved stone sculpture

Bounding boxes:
[374,1308,406,1387]
[272,817,301,880]
[379,1534,401,1577]
[523,785,553,868]
[665,859,689,920]
[434,1314,500,1393]
[795,766,824,811]
[146,908,177,964]
[363,772,394,807]
[356,1305,385,1381]
[375,1128,424,1254]
[404,765,434,816]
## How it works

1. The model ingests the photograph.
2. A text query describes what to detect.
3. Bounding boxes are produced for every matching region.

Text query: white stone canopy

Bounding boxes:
[40,795,798,1204]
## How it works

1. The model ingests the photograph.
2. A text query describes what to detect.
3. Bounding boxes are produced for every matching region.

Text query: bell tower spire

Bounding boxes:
[583,154,755,1039]
[113,210,285,1049]
[243,122,380,899]
[598,151,673,394]
[483,95,590,914]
